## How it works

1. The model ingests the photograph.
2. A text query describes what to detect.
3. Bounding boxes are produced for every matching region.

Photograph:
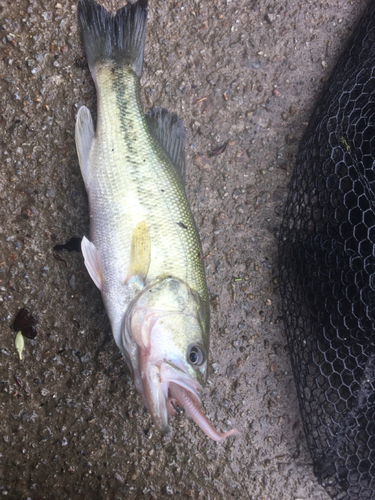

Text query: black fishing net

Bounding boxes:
[279,3,375,499]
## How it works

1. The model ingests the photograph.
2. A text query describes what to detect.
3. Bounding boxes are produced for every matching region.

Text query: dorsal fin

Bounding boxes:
[146,108,186,184]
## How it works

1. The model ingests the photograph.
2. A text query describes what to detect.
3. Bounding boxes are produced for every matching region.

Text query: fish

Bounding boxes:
[75,0,237,442]
[279,1,375,497]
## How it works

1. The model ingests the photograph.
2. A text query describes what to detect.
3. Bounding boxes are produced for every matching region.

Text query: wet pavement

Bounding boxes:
[0,0,370,499]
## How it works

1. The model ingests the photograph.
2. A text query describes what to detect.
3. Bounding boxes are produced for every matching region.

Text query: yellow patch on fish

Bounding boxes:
[127,220,151,283]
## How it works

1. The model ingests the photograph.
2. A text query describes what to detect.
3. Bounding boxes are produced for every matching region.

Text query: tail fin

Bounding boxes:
[78,0,148,78]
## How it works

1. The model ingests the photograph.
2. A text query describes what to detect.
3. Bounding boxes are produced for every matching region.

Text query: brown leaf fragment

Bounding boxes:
[53,253,67,266]
[13,308,38,339]
[14,375,23,388]
[21,206,34,218]
[196,155,212,171]
[208,141,228,158]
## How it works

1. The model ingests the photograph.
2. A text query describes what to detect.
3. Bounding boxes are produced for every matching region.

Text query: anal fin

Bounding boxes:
[81,236,103,291]
[126,221,151,284]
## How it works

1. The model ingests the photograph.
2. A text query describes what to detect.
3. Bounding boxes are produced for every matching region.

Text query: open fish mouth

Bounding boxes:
[140,361,238,442]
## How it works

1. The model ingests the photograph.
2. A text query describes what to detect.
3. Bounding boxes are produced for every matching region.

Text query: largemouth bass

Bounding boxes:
[76,0,237,441]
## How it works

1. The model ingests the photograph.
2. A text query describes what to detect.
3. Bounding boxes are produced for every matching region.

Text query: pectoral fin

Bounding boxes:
[126,221,151,283]
[75,106,94,189]
[81,236,103,291]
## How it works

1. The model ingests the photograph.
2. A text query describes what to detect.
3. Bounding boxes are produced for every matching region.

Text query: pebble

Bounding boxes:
[211,362,220,374]
[114,473,124,484]
[165,486,174,495]
[265,12,275,23]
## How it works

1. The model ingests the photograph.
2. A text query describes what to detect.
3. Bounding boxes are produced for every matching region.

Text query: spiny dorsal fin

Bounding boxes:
[126,221,151,283]
[146,108,186,184]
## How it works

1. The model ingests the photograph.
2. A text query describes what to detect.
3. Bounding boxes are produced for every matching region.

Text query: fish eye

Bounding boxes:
[187,344,205,366]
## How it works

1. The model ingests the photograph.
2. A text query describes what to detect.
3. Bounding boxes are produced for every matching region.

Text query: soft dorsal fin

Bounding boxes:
[126,221,151,283]
[81,236,103,291]
[76,106,94,189]
[145,108,186,184]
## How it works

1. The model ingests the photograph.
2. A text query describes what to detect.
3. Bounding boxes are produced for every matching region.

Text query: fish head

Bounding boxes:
[121,277,209,434]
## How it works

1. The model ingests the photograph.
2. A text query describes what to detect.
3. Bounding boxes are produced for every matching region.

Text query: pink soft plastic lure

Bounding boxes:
[169,382,239,442]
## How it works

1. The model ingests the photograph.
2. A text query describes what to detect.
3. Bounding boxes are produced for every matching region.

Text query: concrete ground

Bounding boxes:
[0,0,370,498]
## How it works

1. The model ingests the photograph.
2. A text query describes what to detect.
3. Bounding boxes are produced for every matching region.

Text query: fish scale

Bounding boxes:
[89,64,206,301]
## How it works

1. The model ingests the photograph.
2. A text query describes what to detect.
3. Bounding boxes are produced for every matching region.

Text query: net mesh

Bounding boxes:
[279,3,375,499]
